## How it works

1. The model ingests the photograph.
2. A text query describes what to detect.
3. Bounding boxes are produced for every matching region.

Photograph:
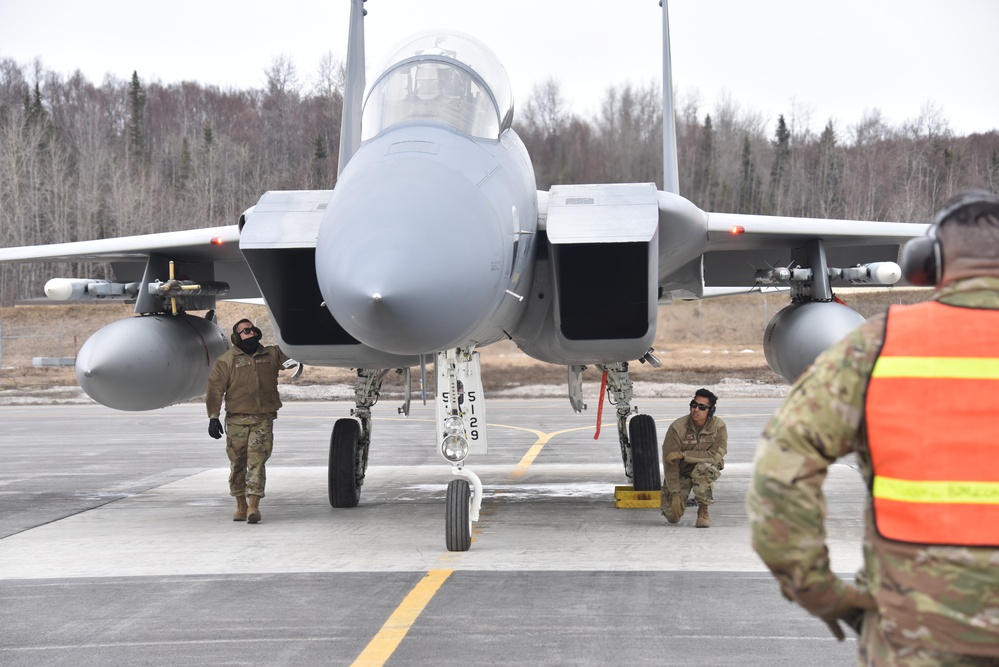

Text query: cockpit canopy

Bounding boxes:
[361,30,514,141]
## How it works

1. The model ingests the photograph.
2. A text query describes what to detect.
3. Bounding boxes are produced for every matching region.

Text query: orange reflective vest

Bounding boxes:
[866,301,999,546]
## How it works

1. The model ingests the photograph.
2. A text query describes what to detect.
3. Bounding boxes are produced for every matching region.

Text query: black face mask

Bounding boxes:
[237,336,260,354]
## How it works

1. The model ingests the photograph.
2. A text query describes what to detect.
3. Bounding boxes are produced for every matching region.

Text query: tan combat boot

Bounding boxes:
[695,503,711,528]
[233,496,248,522]
[246,495,262,524]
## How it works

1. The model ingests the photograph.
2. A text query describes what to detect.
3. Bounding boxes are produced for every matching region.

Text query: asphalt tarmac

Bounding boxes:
[0,398,866,666]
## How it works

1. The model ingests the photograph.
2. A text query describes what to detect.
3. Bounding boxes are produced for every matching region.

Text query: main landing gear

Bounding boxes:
[327,367,412,508]
[326,351,660,552]
[569,360,662,492]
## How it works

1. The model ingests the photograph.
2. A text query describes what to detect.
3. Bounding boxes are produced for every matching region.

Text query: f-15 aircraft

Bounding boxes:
[0,0,925,551]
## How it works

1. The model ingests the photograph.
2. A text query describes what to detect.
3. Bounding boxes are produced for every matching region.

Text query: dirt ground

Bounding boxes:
[0,289,931,393]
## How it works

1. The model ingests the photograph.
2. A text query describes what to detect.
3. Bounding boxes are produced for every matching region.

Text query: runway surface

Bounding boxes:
[1,398,866,665]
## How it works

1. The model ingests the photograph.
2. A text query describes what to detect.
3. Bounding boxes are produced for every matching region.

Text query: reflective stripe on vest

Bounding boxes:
[866,301,999,547]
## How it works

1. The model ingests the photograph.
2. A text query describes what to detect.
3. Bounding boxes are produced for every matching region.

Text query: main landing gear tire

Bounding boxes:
[629,414,662,491]
[445,478,472,552]
[329,418,362,508]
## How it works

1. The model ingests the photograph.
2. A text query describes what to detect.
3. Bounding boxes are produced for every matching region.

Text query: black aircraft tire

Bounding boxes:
[629,413,662,491]
[329,418,362,508]
[445,479,472,552]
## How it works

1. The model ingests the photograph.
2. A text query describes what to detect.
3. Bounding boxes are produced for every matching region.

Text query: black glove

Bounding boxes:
[208,418,224,440]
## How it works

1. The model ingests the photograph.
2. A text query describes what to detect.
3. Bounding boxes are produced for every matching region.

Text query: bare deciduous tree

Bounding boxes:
[1,59,998,305]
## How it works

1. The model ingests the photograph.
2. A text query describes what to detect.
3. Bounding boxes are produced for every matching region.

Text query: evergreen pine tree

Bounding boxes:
[22,82,47,129]
[312,133,328,188]
[816,120,844,217]
[767,115,790,214]
[127,71,147,160]
[20,82,54,152]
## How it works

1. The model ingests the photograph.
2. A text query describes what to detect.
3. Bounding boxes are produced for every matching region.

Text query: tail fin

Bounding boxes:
[338,0,367,176]
[660,0,679,194]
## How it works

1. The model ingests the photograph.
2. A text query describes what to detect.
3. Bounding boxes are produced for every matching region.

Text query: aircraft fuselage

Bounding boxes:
[315,30,538,357]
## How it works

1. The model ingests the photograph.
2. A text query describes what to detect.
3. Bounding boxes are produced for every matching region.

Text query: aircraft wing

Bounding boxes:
[0,225,242,263]
[0,224,260,300]
[703,211,929,250]
[653,193,929,298]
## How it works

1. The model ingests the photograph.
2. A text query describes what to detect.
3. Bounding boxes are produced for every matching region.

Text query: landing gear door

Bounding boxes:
[435,351,488,455]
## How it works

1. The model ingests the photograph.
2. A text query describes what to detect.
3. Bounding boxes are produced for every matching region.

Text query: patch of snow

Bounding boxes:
[0,378,790,405]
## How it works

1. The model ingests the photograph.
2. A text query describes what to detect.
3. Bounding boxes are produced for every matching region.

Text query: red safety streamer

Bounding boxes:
[594,370,608,439]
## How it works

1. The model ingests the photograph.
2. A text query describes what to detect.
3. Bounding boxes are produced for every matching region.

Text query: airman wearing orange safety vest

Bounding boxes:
[747,190,999,666]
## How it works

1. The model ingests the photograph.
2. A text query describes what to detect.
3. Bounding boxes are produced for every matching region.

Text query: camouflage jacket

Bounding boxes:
[663,414,727,467]
[746,276,999,656]
[206,344,291,419]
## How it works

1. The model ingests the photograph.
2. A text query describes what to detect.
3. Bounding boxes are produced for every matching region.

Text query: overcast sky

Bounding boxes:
[2,0,996,136]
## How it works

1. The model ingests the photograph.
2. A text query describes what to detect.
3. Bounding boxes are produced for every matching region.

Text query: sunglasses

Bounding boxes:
[237,327,255,335]
[689,402,711,411]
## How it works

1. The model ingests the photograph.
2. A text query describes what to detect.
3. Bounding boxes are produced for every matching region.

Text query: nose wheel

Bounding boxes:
[445,478,472,551]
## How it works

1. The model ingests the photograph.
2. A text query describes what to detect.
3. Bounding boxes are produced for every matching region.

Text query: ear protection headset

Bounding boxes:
[230,322,262,345]
[899,226,941,286]
[900,190,999,286]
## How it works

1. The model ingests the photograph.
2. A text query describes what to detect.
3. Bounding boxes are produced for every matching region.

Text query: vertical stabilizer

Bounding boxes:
[660,0,679,194]
[338,0,367,176]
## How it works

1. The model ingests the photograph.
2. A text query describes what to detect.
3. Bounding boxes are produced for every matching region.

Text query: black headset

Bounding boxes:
[899,227,941,286]
[900,190,999,286]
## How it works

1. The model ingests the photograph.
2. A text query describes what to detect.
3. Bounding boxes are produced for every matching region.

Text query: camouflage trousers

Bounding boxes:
[663,461,720,506]
[224,413,276,498]
[858,613,999,666]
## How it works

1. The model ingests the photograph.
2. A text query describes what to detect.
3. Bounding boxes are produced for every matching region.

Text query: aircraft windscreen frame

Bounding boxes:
[361,31,514,141]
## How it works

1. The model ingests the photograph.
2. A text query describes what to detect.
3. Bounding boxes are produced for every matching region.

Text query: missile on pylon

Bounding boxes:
[839,261,902,285]
[44,278,141,301]
[75,314,230,411]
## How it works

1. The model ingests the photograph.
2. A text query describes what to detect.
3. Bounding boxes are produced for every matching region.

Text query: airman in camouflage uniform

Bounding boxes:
[747,191,999,665]
[661,388,727,528]
[207,318,292,524]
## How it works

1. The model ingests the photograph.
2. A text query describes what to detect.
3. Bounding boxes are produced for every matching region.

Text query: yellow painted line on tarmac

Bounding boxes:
[351,569,454,667]
[487,423,595,480]
[349,415,668,665]
[513,440,548,477]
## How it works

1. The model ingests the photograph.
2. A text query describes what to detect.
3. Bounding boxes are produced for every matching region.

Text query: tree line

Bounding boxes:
[2,57,998,304]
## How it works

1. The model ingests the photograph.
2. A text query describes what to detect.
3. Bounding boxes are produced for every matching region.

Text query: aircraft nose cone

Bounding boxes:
[316,158,504,355]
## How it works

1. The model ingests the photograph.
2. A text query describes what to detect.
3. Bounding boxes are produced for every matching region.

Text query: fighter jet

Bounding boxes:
[0,0,924,551]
